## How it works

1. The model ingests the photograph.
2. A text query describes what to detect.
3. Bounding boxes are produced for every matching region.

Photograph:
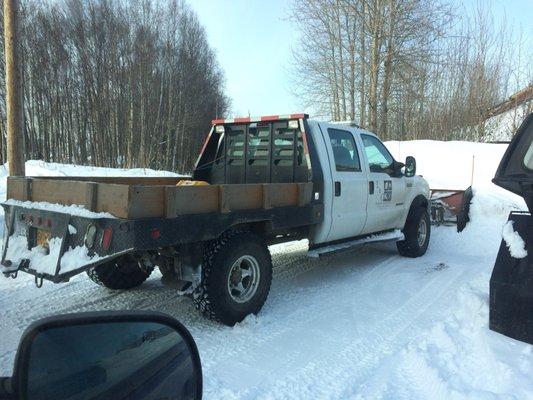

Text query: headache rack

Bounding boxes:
[193,114,312,185]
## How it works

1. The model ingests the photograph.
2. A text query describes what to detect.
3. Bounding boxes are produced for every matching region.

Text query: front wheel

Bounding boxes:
[193,231,272,326]
[397,206,431,258]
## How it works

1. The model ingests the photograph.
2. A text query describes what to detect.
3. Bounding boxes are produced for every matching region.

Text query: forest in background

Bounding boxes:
[290,0,532,141]
[0,0,531,171]
[0,0,229,172]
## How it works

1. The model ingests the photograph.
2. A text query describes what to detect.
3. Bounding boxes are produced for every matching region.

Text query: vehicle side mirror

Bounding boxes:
[8,311,202,400]
[405,156,416,177]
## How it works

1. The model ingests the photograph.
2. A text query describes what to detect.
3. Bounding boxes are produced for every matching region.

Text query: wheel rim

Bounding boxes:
[417,218,428,247]
[227,255,261,303]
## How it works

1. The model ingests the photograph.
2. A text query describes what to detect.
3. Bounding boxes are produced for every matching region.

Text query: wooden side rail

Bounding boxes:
[6,177,313,219]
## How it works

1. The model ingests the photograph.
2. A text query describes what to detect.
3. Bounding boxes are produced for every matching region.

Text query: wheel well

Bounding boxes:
[410,194,429,211]
[226,221,269,236]
[223,221,308,245]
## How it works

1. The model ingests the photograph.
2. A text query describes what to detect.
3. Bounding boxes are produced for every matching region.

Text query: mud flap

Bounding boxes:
[489,212,533,344]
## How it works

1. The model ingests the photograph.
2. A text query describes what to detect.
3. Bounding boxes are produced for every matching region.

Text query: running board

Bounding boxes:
[307,230,404,258]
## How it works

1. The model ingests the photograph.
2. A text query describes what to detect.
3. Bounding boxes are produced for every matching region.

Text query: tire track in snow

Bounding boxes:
[245,261,471,400]
[199,248,400,379]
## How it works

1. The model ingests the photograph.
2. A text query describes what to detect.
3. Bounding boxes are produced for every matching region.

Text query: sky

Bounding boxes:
[190,0,533,119]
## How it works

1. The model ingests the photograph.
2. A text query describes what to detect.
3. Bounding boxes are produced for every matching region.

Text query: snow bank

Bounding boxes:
[386,140,506,190]
[385,139,527,214]
[385,274,533,400]
[502,221,528,259]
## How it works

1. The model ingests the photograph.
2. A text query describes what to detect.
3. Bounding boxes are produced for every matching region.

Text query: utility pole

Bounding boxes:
[3,0,25,176]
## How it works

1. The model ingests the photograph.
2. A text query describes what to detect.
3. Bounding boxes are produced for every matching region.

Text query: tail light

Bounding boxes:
[151,228,161,240]
[102,227,113,250]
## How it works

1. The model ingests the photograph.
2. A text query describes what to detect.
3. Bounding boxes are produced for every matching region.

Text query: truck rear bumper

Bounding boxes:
[1,204,132,283]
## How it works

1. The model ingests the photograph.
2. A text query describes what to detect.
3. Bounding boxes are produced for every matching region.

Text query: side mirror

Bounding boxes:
[405,156,416,177]
[7,311,202,400]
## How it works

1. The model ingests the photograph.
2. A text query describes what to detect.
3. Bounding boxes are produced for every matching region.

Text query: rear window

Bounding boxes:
[198,119,310,184]
[525,141,533,170]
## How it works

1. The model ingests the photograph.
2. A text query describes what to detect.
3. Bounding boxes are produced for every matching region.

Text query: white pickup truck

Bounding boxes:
[2,114,431,325]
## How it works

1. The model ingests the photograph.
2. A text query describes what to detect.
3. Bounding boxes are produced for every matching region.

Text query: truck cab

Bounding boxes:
[306,120,429,246]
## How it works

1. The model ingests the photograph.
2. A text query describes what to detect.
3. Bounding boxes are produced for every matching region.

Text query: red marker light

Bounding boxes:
[102,227,113,250]
[151,228,161,240]
[46,219,52,228]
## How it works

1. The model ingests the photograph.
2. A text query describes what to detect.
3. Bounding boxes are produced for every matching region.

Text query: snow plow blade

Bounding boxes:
[489,212,533,344]
[430,186,473,232]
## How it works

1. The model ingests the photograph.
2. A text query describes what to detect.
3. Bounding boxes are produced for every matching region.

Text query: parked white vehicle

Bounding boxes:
[2,114,431,325]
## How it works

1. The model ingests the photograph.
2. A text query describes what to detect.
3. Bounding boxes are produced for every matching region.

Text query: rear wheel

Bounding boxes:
[397,206,431,258]
[193,231,272,326]
[87,254,153,290]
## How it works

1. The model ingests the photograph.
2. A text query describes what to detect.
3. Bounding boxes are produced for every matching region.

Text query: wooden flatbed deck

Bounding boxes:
[6,176,313,219]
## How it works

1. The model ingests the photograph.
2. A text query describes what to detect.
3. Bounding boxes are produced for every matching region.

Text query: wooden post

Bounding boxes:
[3,0,25,176]
[470,155,475,186]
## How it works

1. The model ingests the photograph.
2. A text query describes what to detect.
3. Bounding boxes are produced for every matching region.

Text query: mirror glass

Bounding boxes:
[405,156,416,177]
[24,321,197,400]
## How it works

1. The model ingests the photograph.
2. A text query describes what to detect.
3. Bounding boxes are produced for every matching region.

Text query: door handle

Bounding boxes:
[334,181,341,197]
[369,181,374,195]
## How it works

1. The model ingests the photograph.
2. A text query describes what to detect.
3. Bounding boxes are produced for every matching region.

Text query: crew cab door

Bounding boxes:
[360,134,406,234]
[323,127,368,241]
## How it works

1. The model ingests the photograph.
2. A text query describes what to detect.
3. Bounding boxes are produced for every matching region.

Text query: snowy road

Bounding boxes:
[1,202,531,399]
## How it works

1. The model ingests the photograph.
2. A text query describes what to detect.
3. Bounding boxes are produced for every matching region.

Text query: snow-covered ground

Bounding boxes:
[0,142,531,399]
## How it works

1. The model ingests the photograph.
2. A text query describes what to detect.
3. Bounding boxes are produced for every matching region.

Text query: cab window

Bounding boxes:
[525,141,533,170]
[361,134,394,173]
[328,129,361,172]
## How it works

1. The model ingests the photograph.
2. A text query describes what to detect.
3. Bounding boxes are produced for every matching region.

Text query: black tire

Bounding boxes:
[397,206,431,258]
[193,231,272,326]
[86,254,153,290]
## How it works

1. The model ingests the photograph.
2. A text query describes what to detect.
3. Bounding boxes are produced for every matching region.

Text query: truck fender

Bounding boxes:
[404,194,429,226]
